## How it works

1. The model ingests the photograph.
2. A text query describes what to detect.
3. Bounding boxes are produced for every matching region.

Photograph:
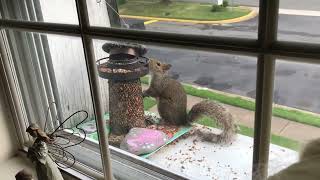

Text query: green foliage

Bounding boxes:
[197,117,300,151]
[140,76,149,84]
[160,0,171,5]
[197,116,218,127]
[120,1,250,21]
[140,76,320,128]
[141,76,302,151]
[223,0,229,7]
[143,97,157,110]
[211,4,225,12]
[117,0,127,6]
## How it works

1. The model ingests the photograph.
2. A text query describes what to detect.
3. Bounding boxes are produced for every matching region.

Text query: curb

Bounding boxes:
[120,7,257,24]
[188,83,320,118]
[143,77,320,119]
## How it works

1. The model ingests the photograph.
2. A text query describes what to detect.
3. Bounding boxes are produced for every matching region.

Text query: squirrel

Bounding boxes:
[143,59,236,143]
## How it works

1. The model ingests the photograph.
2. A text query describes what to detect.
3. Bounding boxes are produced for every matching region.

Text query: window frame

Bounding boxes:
[0,0,318,179]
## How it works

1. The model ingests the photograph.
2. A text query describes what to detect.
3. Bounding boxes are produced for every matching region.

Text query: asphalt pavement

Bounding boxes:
[124,13,320,113]
[132,14,320,43]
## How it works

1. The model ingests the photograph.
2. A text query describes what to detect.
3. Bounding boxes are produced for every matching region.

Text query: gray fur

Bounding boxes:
[143,59,236,143]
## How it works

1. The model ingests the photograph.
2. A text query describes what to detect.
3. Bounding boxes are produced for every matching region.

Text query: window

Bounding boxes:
[88,0,258,39]
[268,59,320,176]
[1,0,319,180]
[0,0,78,24]
[278,0,320,43]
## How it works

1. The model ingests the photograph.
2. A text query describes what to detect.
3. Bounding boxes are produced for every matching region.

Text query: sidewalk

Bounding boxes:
[144,85,320,143]
[250,7,320,16]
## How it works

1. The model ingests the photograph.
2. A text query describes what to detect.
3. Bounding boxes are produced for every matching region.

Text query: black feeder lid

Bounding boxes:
[102,42,147,57]
[97,42,149,82]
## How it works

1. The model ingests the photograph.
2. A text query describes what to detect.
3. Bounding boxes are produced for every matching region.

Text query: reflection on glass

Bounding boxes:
[5,30,103,171]
[93,39,261,179]
[88,0,258,38]
[0,0,78,24]
[278,1,320,43]
[268,60,320,176]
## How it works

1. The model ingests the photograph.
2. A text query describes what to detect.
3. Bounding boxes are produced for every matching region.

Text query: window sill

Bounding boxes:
[0,154,35,179]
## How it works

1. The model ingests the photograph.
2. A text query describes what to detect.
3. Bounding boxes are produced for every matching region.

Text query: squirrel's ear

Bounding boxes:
[163,64,172,71]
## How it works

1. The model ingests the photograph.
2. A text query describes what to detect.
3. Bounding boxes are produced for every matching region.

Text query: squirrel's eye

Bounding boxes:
[156,62,161,66]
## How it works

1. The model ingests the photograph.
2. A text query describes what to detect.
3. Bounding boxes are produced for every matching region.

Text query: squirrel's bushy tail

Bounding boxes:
[187,100,237,144]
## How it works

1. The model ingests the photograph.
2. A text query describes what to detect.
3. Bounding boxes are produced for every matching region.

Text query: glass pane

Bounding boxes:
[268,60,320,177]
[93,39,259,179]
[0,0,78,24]
[278,1,320,43]
[88,0,258,39]
[4,30,103,170]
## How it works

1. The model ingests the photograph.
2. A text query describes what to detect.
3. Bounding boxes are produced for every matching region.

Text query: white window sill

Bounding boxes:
[147,125,298,180]
[68,125,298,180]
[0,154,36,179]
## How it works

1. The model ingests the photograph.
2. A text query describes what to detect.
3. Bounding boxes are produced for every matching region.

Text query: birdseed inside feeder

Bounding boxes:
[97,42,149,136]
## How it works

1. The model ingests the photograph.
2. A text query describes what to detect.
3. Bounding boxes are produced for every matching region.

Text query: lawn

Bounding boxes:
[143,97,157,110]
[118,1,251,21]
[188,116,299,150]
[142,88,300,150]
[141,76,320,128]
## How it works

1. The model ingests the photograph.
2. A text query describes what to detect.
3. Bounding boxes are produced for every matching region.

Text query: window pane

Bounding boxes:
[93,39,260,179]
[268,60,320,177]
[87,0,258,39]
[0,0,78,24]
[278,1,320,43]
[4,30,104,170]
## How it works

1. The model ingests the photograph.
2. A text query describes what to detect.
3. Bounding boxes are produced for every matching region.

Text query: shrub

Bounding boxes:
[223,0,229,7]
[117,0,126,6]
[211,4,224,12]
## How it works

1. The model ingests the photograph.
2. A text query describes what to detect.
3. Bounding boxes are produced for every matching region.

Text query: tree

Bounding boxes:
[160,0,171,5]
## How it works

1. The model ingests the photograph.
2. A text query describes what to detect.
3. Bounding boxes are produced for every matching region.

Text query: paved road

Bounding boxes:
[145,47,320,113]
[174,0,320,11]
[135,15,320,43]
[124,14,320,113]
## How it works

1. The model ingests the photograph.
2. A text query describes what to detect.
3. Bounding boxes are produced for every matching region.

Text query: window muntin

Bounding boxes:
[3,29,104,171]
[1,0,319,180]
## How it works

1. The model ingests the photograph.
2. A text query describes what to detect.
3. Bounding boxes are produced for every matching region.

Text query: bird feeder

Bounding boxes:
[97,42,149,136]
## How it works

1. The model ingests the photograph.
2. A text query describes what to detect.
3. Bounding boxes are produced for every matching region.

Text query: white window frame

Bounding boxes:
[1,0,319,179]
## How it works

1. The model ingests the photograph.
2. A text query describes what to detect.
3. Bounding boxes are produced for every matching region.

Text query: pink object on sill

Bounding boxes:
[120,128,169,155]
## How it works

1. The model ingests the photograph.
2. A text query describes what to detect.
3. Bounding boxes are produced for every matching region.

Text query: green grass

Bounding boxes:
[117,0,126,6]
[270,134,300,151]
[273,107,320,128]
[119,1,250,21]
[140,76,149,84]
[143,97,157,110]
[184,84,255,111]
[142,77,301,150]
[196,117,300,150]
[140,76,320,128]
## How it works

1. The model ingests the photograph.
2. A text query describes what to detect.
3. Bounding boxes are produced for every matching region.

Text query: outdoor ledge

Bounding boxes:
[66,122,299,180]
[76,124,299,180]
[146,124,298,180]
